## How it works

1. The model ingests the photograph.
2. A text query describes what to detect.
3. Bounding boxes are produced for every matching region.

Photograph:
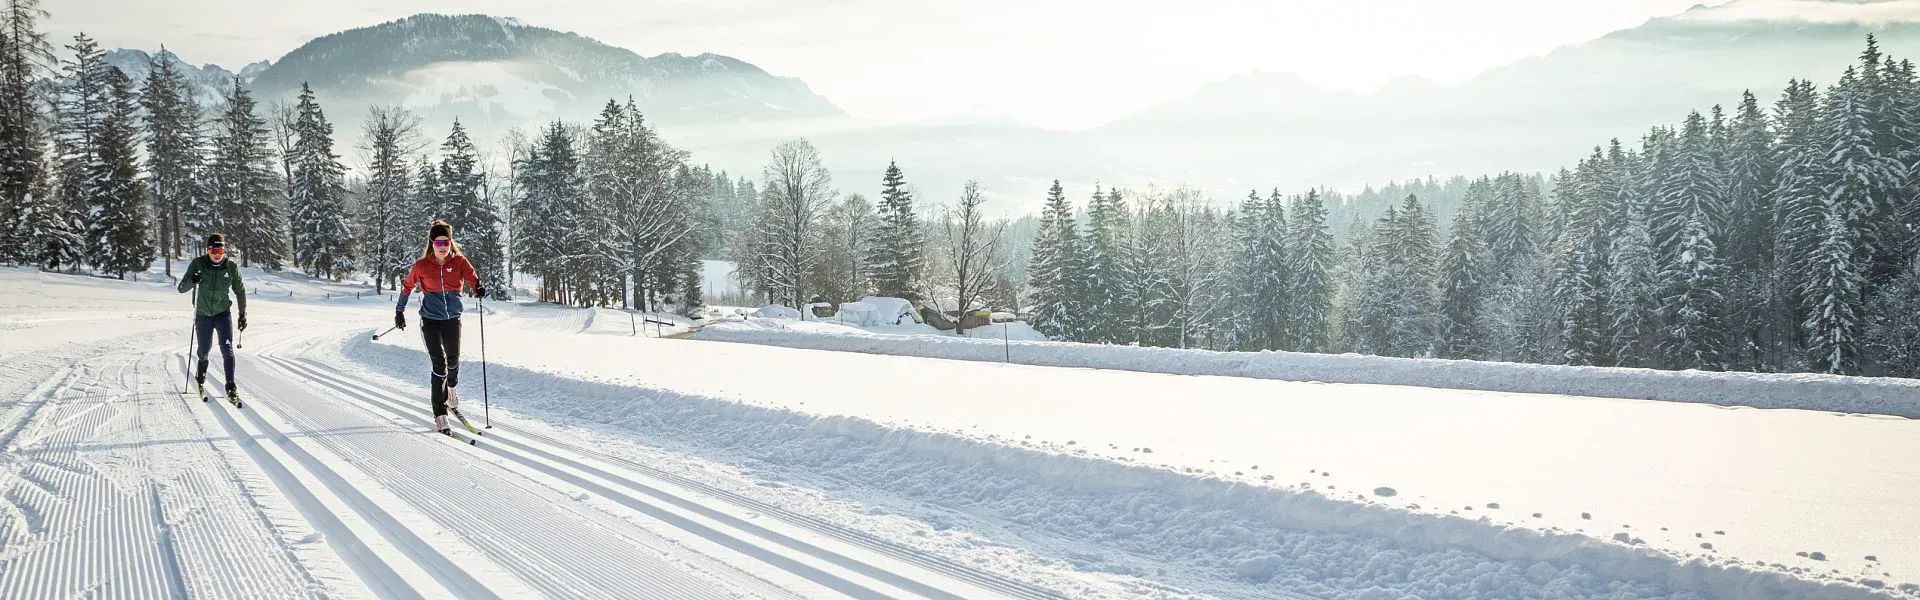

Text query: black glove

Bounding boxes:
[472,285,487,299]
[238,313,248,331]
[394,311,406,330]
[188,272,202,284]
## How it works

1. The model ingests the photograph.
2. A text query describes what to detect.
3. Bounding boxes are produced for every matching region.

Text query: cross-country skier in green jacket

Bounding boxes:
[177,233,247,401]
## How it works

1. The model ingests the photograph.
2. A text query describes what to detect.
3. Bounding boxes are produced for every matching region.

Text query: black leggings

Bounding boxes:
[420,317,462,416]
[194,311,235,384]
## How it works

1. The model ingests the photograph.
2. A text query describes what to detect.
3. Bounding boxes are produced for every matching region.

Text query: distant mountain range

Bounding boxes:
[109,14,839,142]
[101,3,1920,216]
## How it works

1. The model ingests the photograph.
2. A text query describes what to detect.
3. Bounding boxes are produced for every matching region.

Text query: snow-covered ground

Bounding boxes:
[3,265,1915,599]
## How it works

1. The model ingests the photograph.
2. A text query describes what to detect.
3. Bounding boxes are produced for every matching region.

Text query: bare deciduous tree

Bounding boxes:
[941,180,1006,336]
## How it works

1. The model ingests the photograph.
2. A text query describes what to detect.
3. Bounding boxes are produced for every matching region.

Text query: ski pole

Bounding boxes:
[479,295,491,428]
[183,287,197,394]
[372,325,399,340]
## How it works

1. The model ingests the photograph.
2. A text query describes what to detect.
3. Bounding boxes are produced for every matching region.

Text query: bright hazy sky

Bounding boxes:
[42,0,1816,131]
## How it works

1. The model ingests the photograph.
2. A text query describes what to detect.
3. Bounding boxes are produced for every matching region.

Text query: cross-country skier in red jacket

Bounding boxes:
[394,220,486,435]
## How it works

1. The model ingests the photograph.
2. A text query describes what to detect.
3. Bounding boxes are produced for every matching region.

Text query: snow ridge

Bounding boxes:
[695,322,1920,417]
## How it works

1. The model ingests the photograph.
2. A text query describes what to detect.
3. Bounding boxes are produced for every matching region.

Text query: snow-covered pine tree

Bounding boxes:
[1081,186,1137,344]
[1606,143,1662,367]
[867,160,926,301]
[439,118,507,298]
[1342,208,1394,354]
[358,106,421,291]
[83,67,150,278]
[1771,79,1824,368]
[1544,153,1612,365]
[1804,201,1864,374]
[1239,189,1289,350]
[287,83,353,279]
[1380,194,1438,357]
[1480,173,1542,283]
[46,32,108,271]
[206,77,285,269]
[1285,190,1335,352]
[1793,66,1905,374]
[1867,257,1920,377]
[1026,180,1082,339]
[412,153,442,224]
[1437,187,1489,359]
[140,49,205,276]
[0,0,54,264]
[1722,91,1779,370]
[1653,111,1730,370]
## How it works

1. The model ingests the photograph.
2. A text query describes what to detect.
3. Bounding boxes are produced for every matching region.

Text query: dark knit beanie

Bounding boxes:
[206,233,225,248]
[428,221,452,240]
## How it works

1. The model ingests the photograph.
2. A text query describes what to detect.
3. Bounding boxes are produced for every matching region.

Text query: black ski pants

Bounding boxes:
[421,317,462,417]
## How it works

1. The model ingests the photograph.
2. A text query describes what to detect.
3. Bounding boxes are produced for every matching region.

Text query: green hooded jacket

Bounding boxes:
[177,256,247,317]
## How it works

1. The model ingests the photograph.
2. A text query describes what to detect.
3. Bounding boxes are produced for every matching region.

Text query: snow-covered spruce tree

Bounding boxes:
[1238,189,1289,350]
[1652,111,1730,370]
[1081,186,1137,345]
[0,0,54,264]
[139,49,203,275]
[1027,180,1083,340]
[1436,189,1489,359]
[1546,153,1612,365]
[1804,202,1865,374]
[440,118,507,299]
[357,106,422,291]
[45,32,108,271]
[1722,91,1779,370]
[84,67,151,278]
[1867,257,1920,377]
[1285,190,1335,352]
[1379,194,1439,357]
[1606,141,1663,368]
[287,83,354,279]
[1480,173,1543,284]
[1771,79,1824,368]
[412,153,442,224]
[206,77,285,269]
[868,160,926,301]
[1342,210,1393,354]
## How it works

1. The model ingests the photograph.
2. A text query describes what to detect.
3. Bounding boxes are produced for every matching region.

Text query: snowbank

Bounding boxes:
[695,324,1920,418]
[753,305,802,319]
[343,334,1899,599]
[857,296,920,325]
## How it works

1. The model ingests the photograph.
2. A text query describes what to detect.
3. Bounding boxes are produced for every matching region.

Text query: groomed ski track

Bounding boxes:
[0,311,1073,598]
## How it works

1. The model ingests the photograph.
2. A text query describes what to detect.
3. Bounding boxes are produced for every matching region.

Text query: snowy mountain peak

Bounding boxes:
[241,12,839,136]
